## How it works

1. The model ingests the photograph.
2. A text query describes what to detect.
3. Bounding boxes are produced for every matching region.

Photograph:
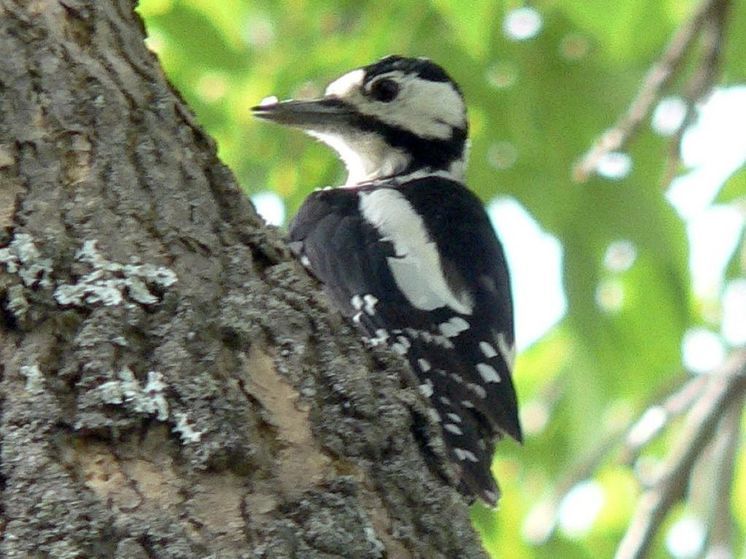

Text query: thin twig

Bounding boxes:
[661,0,732,185]
[528,350,746,558]
[524,372,694,543]
[620,374,708,463]
[614,350,746,559]
[573,0,731,182]
[702,396,741,555]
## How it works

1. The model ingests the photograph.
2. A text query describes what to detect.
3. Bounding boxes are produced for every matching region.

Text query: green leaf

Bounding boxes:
[427,0,498,59]
[716,166,746,204]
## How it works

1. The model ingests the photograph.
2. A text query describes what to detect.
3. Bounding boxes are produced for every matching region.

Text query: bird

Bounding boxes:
[252,55,521,506]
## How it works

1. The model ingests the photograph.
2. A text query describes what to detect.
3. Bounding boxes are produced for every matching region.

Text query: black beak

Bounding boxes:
[251,97,354,129]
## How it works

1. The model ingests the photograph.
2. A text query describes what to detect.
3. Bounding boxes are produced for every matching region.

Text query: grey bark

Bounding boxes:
[0,1,488,558]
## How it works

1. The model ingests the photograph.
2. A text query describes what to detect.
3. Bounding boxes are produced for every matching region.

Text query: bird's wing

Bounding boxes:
[289,178,520,505]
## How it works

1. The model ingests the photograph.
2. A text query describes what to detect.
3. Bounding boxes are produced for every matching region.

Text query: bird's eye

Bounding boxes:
[369,78,400,102]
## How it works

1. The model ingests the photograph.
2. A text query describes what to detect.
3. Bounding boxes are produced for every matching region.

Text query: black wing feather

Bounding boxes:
[289,178,520,505]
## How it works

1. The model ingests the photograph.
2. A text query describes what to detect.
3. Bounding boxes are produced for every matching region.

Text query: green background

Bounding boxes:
[137,1,746,557]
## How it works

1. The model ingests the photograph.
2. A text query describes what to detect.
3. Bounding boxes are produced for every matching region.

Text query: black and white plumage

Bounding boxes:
[252,55,521,506]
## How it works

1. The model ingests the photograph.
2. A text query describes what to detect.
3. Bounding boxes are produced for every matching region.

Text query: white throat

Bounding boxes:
[309,131,411,185]
[309,131,468,186]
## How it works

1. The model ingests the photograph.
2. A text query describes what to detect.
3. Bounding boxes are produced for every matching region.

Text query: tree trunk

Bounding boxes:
[0,1,488,557]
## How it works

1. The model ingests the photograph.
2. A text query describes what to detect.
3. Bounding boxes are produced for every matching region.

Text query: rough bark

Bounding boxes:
[0,1,488,557]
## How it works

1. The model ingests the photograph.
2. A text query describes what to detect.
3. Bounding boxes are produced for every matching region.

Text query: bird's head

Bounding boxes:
[252,55,468,185]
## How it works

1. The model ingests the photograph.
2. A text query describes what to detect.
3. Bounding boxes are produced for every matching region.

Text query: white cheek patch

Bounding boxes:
[355,73,466,140]
[359,188,473,315]
[325,69,365,97]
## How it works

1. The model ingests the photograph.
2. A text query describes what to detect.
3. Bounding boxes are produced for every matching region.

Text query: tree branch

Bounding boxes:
[526,350,745,552]
[620,373,708,463]
[700,396,741,555]
[573,0,732,182]
[614,350,746,559]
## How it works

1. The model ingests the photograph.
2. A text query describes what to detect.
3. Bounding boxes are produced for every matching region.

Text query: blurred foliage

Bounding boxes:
[138,1,746,557]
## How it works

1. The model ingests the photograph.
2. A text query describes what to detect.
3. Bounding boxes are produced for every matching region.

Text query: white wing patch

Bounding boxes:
[359,188,473,315]
[476,363,501,384]
[496,332,516,371]
[439,316,470,338]
[363,294,378,314]
[479,341,498,358]
[418,380,434,398]
[444,423,463,435]
[454,447,478,462]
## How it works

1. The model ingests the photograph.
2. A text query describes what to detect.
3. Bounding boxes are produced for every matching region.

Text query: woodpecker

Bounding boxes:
[252,55,521,506]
